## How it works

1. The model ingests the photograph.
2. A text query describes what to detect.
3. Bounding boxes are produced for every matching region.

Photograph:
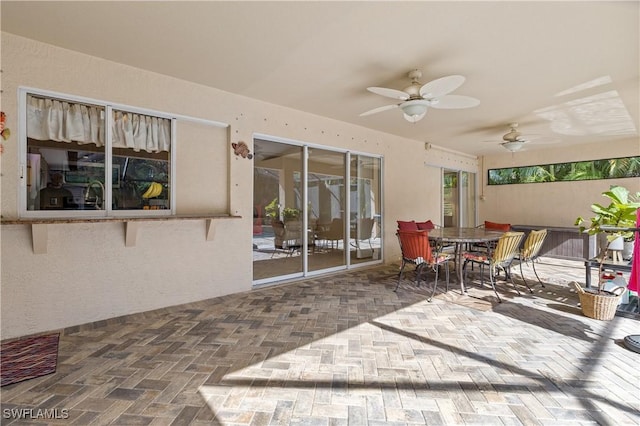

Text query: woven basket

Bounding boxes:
[571,281,622,321]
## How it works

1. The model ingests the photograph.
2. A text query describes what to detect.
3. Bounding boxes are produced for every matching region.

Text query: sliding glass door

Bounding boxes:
[252,140,303,281]
[350,154,382,264]
[253,138,382,284]
[308,148,346,272]
[443,169,476,228]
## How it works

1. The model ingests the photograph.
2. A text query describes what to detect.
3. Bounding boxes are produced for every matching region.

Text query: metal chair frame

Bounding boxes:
[351,217,376,256]
[514,229,548,290]
[394,230,453,302]
[462,231,525,302]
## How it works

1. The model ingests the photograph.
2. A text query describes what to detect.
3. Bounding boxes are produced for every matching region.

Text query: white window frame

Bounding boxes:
[18,87,178,219]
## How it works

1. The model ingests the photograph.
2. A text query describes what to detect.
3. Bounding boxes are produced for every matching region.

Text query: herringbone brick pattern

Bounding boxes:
[1,260,638,425]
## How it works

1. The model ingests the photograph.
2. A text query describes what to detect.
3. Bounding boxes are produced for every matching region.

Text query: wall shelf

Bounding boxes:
[1,215,242,253]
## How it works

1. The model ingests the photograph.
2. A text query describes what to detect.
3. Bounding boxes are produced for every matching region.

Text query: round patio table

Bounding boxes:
[428,227,504,295]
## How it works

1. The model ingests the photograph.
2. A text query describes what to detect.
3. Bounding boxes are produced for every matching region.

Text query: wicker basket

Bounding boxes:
[571,281,623,321]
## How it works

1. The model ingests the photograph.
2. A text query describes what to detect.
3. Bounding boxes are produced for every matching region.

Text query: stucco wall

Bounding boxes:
[1,33,459,339]
[3,33,637,340]
[479,139,640,227]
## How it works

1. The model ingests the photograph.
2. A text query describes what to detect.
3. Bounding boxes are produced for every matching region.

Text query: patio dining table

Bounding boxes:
[428,227,505,295]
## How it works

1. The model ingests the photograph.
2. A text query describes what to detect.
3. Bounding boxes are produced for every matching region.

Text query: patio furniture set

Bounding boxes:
[395,220,548,303]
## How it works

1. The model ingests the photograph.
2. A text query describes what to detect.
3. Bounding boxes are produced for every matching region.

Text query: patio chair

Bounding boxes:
[351,217,376,256]
[318,218,344,250]
[513,229,548,291]
[394,230,454,302]
[272,220,302,257]
[462,231,525,302]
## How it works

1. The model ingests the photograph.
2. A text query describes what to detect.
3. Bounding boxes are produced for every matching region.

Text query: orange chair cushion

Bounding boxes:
[463,252,490,262]
[484,221,511,231]
[397,220,419,231]
[416,220,435,230]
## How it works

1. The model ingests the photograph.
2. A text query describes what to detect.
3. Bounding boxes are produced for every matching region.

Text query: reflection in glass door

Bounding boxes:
[460,172,476,227]
[253,140,303,282]
[253,138,383,284]
[307,149,346,272]
[349,155,382,264]
[443,170,458,227]
[443,169,476,228]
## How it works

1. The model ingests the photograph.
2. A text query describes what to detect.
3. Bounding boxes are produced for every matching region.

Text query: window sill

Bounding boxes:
[1,214,241,253]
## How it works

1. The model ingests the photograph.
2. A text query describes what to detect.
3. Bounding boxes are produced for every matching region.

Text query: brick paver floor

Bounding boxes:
[1,258,638,425]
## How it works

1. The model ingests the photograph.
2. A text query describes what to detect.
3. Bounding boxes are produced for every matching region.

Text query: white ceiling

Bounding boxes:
[2,1,639,156]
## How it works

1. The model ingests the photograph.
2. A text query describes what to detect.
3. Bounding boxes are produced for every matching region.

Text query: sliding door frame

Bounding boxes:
[253,133,383,286]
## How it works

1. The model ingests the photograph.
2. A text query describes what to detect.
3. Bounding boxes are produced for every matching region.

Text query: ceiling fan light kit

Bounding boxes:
[360,70,480,123]
[401,99,430,121]
[487,122,557,153]
[501,140,526,152]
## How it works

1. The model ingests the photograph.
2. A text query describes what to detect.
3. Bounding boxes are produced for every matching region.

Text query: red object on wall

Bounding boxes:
[253,205,263,235]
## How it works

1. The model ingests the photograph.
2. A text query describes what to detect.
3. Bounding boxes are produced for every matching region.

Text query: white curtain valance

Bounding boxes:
[26,95,171,153]
[27,95,105,146]
[112,110,171,153]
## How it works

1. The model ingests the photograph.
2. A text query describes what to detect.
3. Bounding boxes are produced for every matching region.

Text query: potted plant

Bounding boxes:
[282,207,301,222]
[574,185,640,319]
[265,198,280,222]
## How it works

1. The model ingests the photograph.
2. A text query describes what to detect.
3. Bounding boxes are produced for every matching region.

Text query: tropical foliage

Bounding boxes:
[488,156,640,185]
[575,185,640,239]
[575,185,640,293]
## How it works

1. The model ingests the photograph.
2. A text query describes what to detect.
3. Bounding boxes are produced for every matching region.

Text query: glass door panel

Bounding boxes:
[460,172,476,227]
[253,140,303,281]
[308,148,346,272]
[350,155,382,264]
[443,169,476,228]
[443,170,458,227]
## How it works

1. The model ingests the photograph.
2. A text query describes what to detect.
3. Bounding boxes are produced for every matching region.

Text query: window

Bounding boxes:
[22,90,173,216]
[488,156,640,185]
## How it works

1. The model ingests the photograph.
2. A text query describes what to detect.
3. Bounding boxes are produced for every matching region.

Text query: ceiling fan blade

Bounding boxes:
[367,86,410,100]
[430,95,480,109]
[527,136,561,144]
[419,75,465,98]
[359,104,399,117]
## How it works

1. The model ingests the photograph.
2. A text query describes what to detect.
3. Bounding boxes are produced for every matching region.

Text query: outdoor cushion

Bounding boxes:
[484,220,511,231]
[416,220,435,230]
[463,251,490,262]
[397,220,419,231]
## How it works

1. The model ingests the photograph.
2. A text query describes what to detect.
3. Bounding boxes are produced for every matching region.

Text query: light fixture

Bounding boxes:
[400,99,430,122]
[501,141,526,152]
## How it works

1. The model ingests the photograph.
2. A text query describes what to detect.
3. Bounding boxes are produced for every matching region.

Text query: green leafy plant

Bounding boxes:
[575,185,640,292]
[282,207,301,221]
[265,198,280,220]
[575,185,640,240]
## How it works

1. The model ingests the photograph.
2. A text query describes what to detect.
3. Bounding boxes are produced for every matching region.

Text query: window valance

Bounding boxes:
[27,95,105,146]
[27,95,172,153]
[112,110,171,153]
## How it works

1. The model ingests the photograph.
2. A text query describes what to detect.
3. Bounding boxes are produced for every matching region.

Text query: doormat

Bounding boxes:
[1,333,59,387]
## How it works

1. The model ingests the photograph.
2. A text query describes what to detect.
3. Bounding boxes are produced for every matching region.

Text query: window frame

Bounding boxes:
[18,87,177,218]
[487,156,640,186]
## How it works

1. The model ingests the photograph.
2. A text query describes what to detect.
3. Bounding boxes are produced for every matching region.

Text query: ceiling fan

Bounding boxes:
[360,69,480,123]
[491,123,557,152]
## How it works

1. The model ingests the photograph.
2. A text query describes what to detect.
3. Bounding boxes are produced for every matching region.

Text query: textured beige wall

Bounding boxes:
[479,139,640,227]
[3,34,638,339]
[1,33,457,339]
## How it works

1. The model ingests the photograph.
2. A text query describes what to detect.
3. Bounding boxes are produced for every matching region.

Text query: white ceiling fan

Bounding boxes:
[360,69,480,123]
[490,122,558,152]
